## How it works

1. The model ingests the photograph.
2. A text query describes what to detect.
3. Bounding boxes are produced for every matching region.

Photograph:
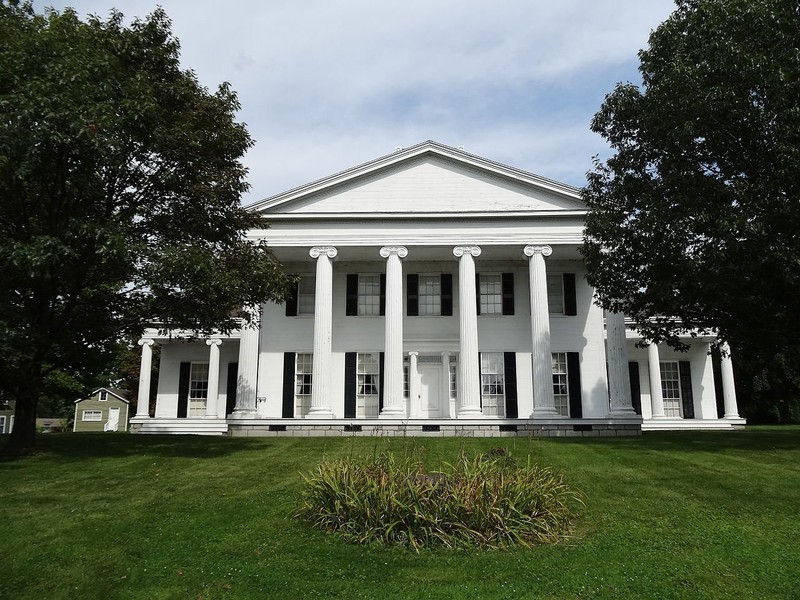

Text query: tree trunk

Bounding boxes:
[3,365,42,455]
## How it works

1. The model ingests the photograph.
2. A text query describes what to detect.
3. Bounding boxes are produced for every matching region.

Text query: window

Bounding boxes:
[449,355,458,399]
[99,390,108,401]
[82,410,102,422]
[480,353,505,416]
[358,274,381,316]
[660,362,682,417]
[295,353,313,417]
[0,416,6,433]
[188,363,209,417]
[357,353,381,418]
[418,275,441,316]
[297,276,316,315]
[552,353,569,416]
[403,356,409,399]
[547,274,564,314]
[479,274,503,315]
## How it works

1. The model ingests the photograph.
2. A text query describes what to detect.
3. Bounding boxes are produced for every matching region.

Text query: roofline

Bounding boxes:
[257,210,588,221]
[246,140,583,212]
[75,387,130,404]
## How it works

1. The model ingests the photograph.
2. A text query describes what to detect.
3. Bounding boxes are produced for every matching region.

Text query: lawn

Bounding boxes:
[1,428,798,599]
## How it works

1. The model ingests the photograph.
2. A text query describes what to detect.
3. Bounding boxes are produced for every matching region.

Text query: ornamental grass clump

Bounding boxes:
[295,448,581,550]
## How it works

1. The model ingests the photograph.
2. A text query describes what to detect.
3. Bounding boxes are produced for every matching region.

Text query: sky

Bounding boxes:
[37,0,677,205]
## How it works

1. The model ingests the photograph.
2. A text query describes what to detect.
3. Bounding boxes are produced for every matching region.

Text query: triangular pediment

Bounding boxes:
[251,142,585,216]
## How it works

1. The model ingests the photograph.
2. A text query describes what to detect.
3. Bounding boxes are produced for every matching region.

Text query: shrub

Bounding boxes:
[295,448,581,550]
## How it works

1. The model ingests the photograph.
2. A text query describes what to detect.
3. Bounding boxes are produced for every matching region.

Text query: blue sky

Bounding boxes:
[38,0,677,204]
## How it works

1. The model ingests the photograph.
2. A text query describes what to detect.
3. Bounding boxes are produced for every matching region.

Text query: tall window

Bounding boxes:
[188,362,209,417]
[480,353,505,416]
[358,274,381,316]
[449,355,458,399]
[418,275,441,316]
[357,353,381,417]
[552,353,569,416]
[295,353,313,417]
[479,274,502,314]
[297,276,316,315]
[99,390,108,401]
[0,415,5,434]
[660,362,682,417]
[547,274,564,314]
[403,356,410,399]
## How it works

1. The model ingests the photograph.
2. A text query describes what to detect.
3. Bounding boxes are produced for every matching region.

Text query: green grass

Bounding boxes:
[1,428,799,599]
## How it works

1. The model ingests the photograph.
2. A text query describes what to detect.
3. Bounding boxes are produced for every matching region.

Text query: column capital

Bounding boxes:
[138,338,155,347]
[380,245,408,259]
[309,246,338,259]
[206,338,223,347]
[408,351,419,357]
[453,245,481,258]
[524,244,552,258]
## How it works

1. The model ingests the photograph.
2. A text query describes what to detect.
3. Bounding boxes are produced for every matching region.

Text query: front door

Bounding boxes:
[106,407,120,432]
[418,364,441,418]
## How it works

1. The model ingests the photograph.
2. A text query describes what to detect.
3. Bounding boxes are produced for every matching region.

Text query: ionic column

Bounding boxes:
[524,245,557,417]
[720,342,741,418]
[453,245,482,417]
[308,246,338,418]
[380,246,408,417]
[136,338,155,418]
[647,342,666,418]
[606,310,636,415]
[408,351,419,417]
[233,309,261,416]
[205,338,222,418]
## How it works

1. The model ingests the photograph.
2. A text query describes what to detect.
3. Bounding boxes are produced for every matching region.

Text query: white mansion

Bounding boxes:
[131,142,745,436]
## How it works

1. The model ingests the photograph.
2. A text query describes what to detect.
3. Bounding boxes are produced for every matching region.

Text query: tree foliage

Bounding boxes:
[582,0,800,418]
[0,3,293,450]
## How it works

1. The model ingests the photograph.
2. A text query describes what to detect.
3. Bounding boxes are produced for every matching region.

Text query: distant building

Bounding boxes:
[129,141,745,437]
[73,388,130,432]
[0,402,13,435]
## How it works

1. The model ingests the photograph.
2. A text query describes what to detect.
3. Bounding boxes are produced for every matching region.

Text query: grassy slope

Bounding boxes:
[1,428,798,600]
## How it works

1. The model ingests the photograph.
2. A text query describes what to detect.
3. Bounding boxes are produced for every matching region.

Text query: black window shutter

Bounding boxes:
[379,274,386,316]
[407,274,419,316]
[282,352,295,418]
[344,353,357,418]
[177,362,190,418]
[567,352,583,418]
[563,273,577,316]
[441,273,453,316]
[628,361,642,415]
[286,281,298,317]
[475,273,481,315]
[379,352,385,412]
[346,274,358,316]
[503,352,518,418]
[711,347,725,418]
[502,272,515,315]
[225,362,238,416]
[678,361,695,419]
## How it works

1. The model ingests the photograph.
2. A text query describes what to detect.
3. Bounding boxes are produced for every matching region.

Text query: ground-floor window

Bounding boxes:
[660,361,682,417]
[295,353,313,417]
[552,353,569,416]
[0,415,6,433]
[188,362,209,417]
[357,353,381,417]
[480,352,505,416]
[449,355,458,400]
[82,410,102,422]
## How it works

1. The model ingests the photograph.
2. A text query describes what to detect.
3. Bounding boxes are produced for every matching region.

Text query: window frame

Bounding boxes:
[294,353,313,417]
[547,273,565,315]
[296,275,316,316]
[356,353,381,418]
[660,361,683,417]
[188,362,210,417]
[417,274,442,316]
[82,410,102,422]
[480,352,505,417]
[478,273,503,315]
[99,390,108,401]
[357,273,382,316]
[552,352,569,417]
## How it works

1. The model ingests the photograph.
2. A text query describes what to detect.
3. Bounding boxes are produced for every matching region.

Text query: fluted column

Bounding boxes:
[380,246,408,416]
[606,310,636,415]
[136,338,154,418]
[308,246,338,418]
[454,245,482,417]
[720,342,741,418]
[647,342,666,418]
[524,245,558,417]
[408,351,419,417]
[205,338,222,418]
[233,312,261,416]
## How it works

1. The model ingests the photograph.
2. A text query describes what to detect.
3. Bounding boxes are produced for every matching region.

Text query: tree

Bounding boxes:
[582,0,800,418]
[0,3,293,452]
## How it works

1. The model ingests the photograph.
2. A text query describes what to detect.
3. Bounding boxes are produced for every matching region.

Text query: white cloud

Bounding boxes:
[36,0,675,202]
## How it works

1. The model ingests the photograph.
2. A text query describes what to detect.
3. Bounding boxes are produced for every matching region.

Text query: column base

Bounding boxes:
[531,407,563,418]
[307,408,335,419]
[231,409,259,419]
[457,407,483,418]
[133,414,150,419]
[724,413,741,419]
[379,408,407,419]
[609,407,638,416]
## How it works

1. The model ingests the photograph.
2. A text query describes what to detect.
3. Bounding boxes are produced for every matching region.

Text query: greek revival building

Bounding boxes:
[130,142,745,436]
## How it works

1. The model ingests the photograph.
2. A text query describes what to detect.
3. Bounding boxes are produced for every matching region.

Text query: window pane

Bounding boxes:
[547,274,564,314]
[295,353,313,417]
[480,352,505,416]
[480,274,502,314]
[660,362,682,417]
[358,275,381,316]
[418,275,441,316]
[297,276,316,315]
[357,353,381,418]
[552,352,569,416]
